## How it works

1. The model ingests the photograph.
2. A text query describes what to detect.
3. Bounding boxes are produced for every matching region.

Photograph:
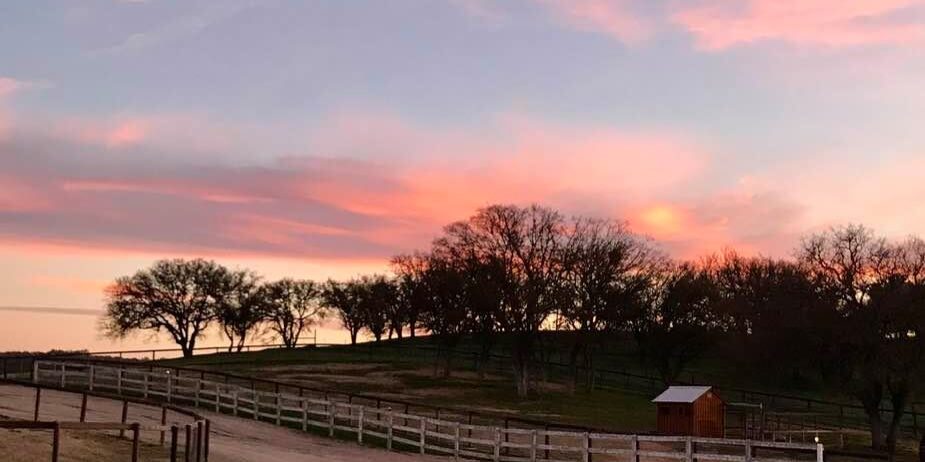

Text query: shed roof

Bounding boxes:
[652,386,713,403]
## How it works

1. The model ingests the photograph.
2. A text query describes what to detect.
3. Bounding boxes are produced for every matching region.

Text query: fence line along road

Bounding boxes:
[0,379,210,462]
[33,360,823,462]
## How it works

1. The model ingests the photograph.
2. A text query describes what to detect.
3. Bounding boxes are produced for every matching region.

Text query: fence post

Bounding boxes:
[79,393,87,422]
[170,425,179,462]
[301,399,308,431]
[816,443,824,462]
[160,407,168,445]
[253,391,259,421]
[275,394,281,425]
[33,387,41,421]
[196,421,203,462]
[32,360,38,383]
[358,406,364,444]
[455,423,462,461]
[215,384,220,412]
[745,440,752,462]
[582,432,590,462]
[233,390,239,417]
[685,437,693,462]
[632,435,639,462]
[120,400,128,438]
[60,363,66,388]
[493,427,501,462]
[131,423,141,462]
[89,365,94,391]
[420,417,427,455]
[184,424,192,462]
[387,409,394,450]
[530,429,537,462]
[167,374,173,404]
[117,368,123,395]
[195,379,201,408]
[51,421,60,462]
[203,420,211,461]
[143,374,149,398]
[329,403,336,437]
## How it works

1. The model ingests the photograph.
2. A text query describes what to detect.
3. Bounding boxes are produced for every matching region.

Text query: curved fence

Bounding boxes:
[32,360,822,462]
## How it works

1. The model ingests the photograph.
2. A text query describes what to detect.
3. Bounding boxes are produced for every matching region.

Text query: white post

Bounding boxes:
[143,374,149,398]
[387,409,394,450]
[116,369,123,394]
[329,403,335,437]
[530,429,537,462]
[455,423,462,461]
[215,384,220,412]
[816,443,824,462]
[420,418,426,455]
[493,427,501,462]
[275,394,281,425]
[301,399,308,431]
[253,391,259,421]
[60,364,66,388]
[632,435,639,462]
[745,440,753,462]
[358,407,364,443]
[582,432,590,462]
[89,365,95,391]
[166,375,172,403]
[233,390,239,417]
[685,437,693,462]
[195,380,201,407]
[32,361,39,383]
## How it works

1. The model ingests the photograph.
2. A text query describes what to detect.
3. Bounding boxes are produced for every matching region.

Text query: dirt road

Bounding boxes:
[0,384,449,462]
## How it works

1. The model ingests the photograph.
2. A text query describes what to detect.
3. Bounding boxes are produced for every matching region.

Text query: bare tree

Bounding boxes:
[262,279,324,348]
[102,259,227,357]
[215,270,266,352]
[391,253,429,338]
[323,280,365,345]
[434,204,568,397]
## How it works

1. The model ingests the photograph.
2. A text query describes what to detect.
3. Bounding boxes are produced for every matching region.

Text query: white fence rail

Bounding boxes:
[34,361,823,462]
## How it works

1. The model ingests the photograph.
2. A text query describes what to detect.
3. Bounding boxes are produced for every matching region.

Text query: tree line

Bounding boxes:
[103,204,925,454]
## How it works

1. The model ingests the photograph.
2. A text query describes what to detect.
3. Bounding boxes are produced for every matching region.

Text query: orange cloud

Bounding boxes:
[674,0,925,50]
[537,0,651,43]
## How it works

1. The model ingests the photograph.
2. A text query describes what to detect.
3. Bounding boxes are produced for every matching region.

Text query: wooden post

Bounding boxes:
[79,393,88,422]
[420,418,427,455]
[329,403,335,437]
[632,435,639,462]
[59,363,66,388]
[131,423,141,462]
[358,407,364,443]
[204,420,211,462]
[685,437,693,462]
[816,443,824,462]
[170,425,179,462]
[233,390,239,417]
[530,429,537,462]
[454,423,462,461]
[167,375,173,404]
[387,409,394,450]
[160,407,168,445]
[493,427,501,462]
[582,432,590,462]
[120,400,129,438]
[302,399,308,431]
[195,380,201,408]
[744,440,752,462]
[253,391,259,421]
[51,421,60,462]
[144,374,149,398]
[184,424,192,462]
[32,361,38,383]
[117,369,123,395]
[196,421,203,462]
[33,387,41,421]
[89,365,94,391]
[215,384,220,412]
[275,394,281,425]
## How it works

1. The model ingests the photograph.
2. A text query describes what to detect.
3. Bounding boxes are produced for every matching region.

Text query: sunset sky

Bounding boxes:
[2,0,925,351]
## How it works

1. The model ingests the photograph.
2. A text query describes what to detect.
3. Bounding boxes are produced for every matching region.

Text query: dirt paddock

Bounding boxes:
[0,384,449,462]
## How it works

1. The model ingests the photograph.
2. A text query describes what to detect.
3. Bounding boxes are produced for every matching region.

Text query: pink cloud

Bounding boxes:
[0,77,23,99]
[537,0,652,43]
[673,0,925,50]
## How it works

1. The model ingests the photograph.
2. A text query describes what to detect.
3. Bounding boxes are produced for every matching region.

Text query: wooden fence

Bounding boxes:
[33,360,823,462]
[1,379,210,461]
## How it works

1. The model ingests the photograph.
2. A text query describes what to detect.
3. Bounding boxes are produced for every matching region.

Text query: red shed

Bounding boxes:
[653,386,725,438]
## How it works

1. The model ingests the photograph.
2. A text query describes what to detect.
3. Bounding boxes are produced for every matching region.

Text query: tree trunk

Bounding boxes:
[885,387,910,460]
[865,402,885,451]
[350,330,358,345]
[409,321,416,338]
[512,333,533,398]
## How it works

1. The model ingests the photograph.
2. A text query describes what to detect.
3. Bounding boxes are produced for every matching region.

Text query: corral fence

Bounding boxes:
[33,360,823,462]
[0,378,210,461]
